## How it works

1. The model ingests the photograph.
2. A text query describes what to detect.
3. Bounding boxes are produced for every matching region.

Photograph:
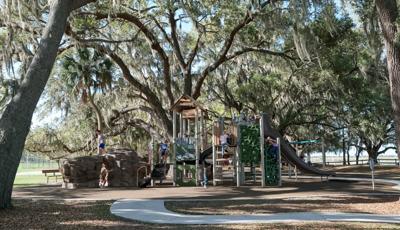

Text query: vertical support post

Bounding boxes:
[295,165,298,181]
[150,137,154,187]
[369,158,375,190]
[212,124,216,186]
[322,140,326,167]
[236,124,241,187]
[200,111,204,152]
[288,164,292,178]
[195,109,199,186]
[187,119,191,137]
[172,111,177,186]
[179,114,183,139]
[277,138,282,186]
[372,169,375,191]
[260,115,265,187]
[183,119,186,139]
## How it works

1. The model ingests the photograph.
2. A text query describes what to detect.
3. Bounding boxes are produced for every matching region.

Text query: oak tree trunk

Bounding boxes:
[0,0,93,209]
[376,0,400,163]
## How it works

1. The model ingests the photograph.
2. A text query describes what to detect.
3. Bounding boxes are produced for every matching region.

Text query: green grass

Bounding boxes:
[13,162,60,187]
[13,174,48,187]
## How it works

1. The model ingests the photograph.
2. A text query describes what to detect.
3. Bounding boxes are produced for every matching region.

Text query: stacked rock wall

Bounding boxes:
[61,148,148,189]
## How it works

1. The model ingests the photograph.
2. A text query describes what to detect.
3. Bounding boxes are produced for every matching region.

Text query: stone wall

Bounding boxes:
[60,148,148,189]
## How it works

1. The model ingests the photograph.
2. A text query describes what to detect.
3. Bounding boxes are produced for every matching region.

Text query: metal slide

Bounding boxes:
[276,139,334,176]
[199,146,213,165]
[261,114,335,176]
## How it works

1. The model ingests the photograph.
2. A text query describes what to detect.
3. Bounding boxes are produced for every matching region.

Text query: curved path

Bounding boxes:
[110,177,400,224]
[111,199,400,224]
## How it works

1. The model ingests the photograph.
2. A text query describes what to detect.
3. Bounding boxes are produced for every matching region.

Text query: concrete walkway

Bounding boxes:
[110,177,400,224]
[111,199,400,224]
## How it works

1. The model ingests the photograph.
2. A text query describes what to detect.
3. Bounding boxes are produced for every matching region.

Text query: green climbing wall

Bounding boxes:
[239,124,261,164]
[239,124,280,186]
[264,144,280,186]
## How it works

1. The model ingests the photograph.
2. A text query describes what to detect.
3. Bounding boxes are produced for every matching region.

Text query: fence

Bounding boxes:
[323,158,399,166]
[19,153,59,170]
[309,154,399,166]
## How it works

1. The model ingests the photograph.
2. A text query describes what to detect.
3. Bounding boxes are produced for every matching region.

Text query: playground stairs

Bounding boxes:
[214,145,236,184]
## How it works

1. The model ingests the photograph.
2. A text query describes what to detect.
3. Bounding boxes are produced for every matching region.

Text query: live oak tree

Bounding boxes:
[64,0,292,137]
[375,0,400,162]
[0,0,95,209]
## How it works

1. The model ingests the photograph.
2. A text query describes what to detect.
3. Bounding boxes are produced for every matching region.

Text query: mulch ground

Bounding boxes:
[165,195,400,215]
[1,199,400,230]
[329,165,400,180]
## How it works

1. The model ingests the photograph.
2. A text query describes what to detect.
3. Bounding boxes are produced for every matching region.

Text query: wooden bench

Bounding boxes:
[42,169,62,184]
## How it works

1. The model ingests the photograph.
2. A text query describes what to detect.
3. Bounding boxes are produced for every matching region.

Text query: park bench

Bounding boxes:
[42,169,62,184]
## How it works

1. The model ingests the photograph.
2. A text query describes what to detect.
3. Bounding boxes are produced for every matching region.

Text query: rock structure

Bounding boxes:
[60,148,148,189]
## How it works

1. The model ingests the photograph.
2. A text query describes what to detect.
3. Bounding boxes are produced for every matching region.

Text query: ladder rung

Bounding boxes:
[213,178,234,182]
[216,158,232,162]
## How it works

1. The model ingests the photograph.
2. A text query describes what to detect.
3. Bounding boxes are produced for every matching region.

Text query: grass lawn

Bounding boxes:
[1,199,399,230]
[14,162,60,187]
[13,175,48,187]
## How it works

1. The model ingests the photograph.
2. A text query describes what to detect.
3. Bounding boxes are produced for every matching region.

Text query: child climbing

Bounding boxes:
[96,129,106,155]
[220,132,229,157]
[99,158,111,188]
[159,139,169,164]
[265,136,278,160]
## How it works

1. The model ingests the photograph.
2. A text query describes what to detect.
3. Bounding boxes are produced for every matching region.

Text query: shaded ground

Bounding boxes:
[165,195,400,215]
[6,166,400,229]
[328,165,400,180]
[1,200,399,230]
[12,177,399,202]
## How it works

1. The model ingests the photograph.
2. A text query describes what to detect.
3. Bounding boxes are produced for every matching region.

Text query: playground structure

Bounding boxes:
[210,115,282,187]
[146,95,334,188]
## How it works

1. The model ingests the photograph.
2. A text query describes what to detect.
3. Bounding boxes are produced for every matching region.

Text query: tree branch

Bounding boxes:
[186,32,202,68]
[168,8,186,69]
[71,0,97,10]
[64,23,173,135]
[225,47,294,61]
[91,12,174,105]
[377,146,397,154]
[191,11,252,99]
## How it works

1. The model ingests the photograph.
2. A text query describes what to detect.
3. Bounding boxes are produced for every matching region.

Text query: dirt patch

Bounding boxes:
[165,195,400,215]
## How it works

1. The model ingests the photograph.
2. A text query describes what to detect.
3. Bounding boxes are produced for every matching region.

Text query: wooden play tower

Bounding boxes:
[170,95,208,186]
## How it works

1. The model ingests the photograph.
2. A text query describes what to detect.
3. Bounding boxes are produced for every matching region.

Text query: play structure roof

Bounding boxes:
[170,95,207,119]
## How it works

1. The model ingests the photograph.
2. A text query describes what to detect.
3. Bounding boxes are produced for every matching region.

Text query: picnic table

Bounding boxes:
[41,169,62,184]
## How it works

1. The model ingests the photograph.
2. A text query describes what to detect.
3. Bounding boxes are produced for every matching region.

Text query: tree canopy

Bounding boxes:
[0,0,397,163]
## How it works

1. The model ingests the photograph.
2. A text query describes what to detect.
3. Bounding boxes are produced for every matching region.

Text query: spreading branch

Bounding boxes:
[91,12,174,105]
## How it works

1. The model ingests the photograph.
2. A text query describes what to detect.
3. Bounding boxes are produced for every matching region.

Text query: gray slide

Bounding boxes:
[262,114,335,176]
